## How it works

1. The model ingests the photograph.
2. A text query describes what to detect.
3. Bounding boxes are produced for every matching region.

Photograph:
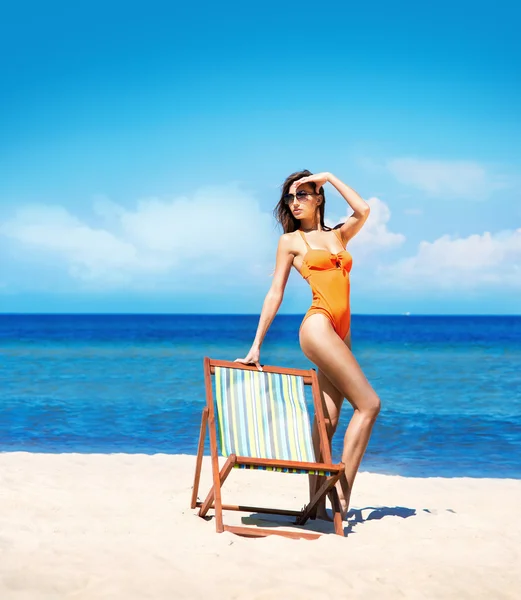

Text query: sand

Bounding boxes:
[1,452,520,599]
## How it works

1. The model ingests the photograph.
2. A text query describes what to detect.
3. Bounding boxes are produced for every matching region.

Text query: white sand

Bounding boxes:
[1,453,520,599]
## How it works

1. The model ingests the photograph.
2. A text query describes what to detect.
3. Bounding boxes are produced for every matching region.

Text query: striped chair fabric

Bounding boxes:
[214,367,324,473]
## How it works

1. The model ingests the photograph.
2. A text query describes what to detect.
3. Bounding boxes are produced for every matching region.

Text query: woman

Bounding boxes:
[236,170,381,519]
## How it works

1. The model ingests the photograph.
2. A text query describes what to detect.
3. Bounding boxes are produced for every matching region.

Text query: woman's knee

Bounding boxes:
[361,393,381,422]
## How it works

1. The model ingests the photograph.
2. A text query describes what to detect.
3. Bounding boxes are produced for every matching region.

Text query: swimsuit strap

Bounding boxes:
[298,230,311,249]
[333,228,345,248]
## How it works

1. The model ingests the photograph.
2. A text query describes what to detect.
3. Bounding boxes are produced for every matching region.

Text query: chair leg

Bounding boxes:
[328,486,345,536]
[191,407,209,509]
[296,472,342,526]
[198,454,236,519]
[308,462,325,520]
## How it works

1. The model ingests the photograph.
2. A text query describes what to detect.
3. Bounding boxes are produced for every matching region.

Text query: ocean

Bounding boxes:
[1,314,520,478]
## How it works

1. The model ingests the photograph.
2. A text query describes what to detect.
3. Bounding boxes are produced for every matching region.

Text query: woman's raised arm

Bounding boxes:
[235,234,294,371]
[327,173,370,244]
[291,172,370,245]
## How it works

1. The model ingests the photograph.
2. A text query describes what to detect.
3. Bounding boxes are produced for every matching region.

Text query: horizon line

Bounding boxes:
[1,312,520,318]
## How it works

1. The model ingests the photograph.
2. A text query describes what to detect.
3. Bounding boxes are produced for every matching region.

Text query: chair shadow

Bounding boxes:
[239,505,417,536]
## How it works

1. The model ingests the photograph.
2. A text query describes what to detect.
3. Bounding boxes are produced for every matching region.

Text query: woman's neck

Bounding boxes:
[299,217,321,232]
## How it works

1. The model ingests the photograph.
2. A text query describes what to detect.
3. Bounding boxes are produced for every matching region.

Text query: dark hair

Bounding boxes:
[274,169,335,234]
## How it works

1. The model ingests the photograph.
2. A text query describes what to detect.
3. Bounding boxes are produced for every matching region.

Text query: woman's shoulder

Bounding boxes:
[278,231,302,254]
[279,230,302,243]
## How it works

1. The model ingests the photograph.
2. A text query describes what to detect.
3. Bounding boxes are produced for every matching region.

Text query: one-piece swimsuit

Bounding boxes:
[298,229,352,339]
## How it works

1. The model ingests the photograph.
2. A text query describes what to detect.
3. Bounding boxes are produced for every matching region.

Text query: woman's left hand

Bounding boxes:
[289,172,330,194]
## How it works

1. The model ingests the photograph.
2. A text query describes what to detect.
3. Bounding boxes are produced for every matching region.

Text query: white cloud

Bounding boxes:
[1,191,406,291]
[0,205,140,284]
[2,186,519,297]
[382,228,521,289]
[326,196,405,259]
[0,185,277,289]
[385,158,510,200]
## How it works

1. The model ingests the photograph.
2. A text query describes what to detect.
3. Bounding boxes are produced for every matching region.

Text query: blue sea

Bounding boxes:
[1,314,520,478]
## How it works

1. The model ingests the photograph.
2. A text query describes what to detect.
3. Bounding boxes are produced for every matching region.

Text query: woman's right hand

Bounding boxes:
[234,347,263,371]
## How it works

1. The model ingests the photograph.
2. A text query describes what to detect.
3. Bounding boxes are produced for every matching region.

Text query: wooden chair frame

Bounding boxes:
[191,357,346,539]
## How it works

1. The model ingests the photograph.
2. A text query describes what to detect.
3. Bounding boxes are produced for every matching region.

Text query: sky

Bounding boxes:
[1,0,520,314]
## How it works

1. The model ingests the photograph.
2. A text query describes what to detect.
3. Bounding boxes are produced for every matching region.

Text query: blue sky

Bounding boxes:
[1,0,520,314]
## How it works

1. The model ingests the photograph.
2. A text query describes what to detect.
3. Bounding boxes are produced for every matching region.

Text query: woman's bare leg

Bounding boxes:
[300,314,381,517]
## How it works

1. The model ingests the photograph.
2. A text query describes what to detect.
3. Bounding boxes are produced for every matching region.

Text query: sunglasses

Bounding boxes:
[283,190,317,205]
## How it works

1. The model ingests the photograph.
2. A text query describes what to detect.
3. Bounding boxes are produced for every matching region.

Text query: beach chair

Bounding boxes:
[191,357,346,539]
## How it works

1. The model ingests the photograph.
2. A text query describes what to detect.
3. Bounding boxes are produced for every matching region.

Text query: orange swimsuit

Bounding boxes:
[298,229,353,339]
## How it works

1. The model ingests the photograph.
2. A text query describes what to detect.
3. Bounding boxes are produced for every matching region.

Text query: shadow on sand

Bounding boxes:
[347,505,417,524]
[237,505,417,537]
